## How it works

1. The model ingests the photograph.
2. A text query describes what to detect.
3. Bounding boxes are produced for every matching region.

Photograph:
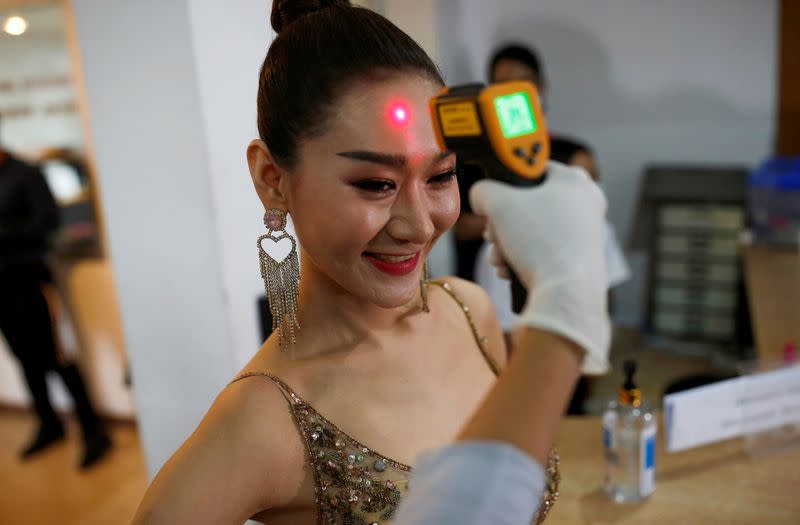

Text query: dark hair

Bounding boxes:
[550,136,592,165]
[259,0,443,168]
[488,43,543,83]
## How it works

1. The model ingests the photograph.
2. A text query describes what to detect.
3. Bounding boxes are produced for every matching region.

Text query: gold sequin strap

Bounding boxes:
[229,371,296,405]
[230,372,411,524]
[426,280,500,376]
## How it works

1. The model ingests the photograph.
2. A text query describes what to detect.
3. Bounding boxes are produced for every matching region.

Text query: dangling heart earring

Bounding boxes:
[258,209,300,349]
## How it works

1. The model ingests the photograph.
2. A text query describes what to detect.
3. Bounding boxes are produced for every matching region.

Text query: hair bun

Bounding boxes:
[271,0,351,34]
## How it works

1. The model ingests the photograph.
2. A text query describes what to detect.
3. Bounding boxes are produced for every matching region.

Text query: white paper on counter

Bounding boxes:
[664,363,800,452]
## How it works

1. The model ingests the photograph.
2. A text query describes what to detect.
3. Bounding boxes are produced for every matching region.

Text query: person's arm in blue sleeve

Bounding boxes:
[394,442,545,525]
[392,162,610,525]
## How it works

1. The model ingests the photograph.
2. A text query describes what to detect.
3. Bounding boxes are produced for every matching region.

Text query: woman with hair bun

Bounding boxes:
[130,1,614,523]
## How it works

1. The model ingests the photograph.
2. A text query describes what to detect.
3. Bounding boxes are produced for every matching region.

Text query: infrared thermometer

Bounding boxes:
[430,81,549,312]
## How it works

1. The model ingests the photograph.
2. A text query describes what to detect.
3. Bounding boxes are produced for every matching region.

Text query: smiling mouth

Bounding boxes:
[368,253,415,262]
[363,251,421,276]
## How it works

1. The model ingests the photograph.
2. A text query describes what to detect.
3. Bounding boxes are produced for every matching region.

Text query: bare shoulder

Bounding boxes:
[199,374,308,494]
[133,373,305,523]
[430,276,508,370]
[221,371,305,461]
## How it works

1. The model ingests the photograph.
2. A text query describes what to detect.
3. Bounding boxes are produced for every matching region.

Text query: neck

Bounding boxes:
[285,250,424,359]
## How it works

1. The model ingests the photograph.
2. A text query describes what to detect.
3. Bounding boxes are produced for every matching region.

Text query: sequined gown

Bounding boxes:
[231,281,559,525]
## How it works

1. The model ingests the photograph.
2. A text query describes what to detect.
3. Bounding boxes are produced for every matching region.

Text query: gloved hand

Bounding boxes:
[470,161,610,374]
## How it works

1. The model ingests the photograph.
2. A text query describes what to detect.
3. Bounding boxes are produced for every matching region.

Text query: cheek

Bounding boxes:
[291,180,388,255]
[431,186,460,233]
[339,205,390,247]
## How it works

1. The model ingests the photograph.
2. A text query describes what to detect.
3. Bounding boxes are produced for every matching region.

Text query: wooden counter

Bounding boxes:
[545,416,800,524]
[742,245,800,362]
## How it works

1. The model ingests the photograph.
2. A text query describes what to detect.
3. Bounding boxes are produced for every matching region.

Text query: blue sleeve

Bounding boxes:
[392,441,546,525]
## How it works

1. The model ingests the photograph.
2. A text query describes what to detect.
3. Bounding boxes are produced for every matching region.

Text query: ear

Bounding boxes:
[570,149,599,182]
[537,77,548,100]
[247,139,289,210]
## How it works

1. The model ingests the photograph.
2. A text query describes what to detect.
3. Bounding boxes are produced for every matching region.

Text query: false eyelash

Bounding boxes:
[429,170,457,184]
[354,179,395,192]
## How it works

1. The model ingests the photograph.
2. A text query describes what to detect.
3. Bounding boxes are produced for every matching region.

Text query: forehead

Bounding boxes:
[320,75,443,156]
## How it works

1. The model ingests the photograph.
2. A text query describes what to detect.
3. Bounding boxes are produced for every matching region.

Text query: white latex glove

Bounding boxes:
[469,161,611,374]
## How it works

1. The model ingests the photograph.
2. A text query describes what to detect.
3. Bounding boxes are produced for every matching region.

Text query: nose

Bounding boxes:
[385,182,435,245]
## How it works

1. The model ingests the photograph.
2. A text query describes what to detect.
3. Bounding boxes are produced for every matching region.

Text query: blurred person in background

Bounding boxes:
[459,43,630,414]
[0,117,111,469]
[452,159,485,281]
[456,44,612,280]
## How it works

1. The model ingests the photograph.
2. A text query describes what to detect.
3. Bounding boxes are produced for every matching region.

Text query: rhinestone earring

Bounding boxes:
[258,209,300,348]
[420,260,430,313]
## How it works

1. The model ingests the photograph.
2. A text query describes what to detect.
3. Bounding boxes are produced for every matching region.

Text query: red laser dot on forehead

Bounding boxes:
[389,102,411,126]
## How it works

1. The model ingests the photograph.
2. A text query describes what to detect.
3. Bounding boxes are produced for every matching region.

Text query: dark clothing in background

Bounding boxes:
[455,163,485,281]
[550,135,591,165]
[454,135,592,282]
[0,153,105,460]
[0,154,59,266]
[0,263,97,432]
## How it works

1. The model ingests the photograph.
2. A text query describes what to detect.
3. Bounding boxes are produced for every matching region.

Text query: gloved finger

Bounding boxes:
[547,160,591,181]
[547,161,608,214]
[468,179,512,217]
[590,179,608,215]
[487,241,512,280]
[482,223,501,262]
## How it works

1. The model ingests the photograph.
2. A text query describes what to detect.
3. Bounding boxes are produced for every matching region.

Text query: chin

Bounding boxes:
[365,281,419,309]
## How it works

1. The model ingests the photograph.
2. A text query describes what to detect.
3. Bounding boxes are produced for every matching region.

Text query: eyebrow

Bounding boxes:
[336,150,455,167]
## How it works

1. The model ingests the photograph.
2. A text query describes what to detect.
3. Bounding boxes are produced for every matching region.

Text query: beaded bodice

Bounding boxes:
[231,280,559,524]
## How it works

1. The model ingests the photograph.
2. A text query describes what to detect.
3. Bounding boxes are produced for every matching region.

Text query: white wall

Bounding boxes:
[70,0,273,477]
[0,5,83,153]
[184,0,274,368]
[437,0,777,324]
[382,0,439,63]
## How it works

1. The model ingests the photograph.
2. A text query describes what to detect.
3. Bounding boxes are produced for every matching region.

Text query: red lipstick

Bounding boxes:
[363,251,421,276]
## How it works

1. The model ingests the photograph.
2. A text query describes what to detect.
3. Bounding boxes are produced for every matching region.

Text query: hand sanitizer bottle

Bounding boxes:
[603,360,657,503]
